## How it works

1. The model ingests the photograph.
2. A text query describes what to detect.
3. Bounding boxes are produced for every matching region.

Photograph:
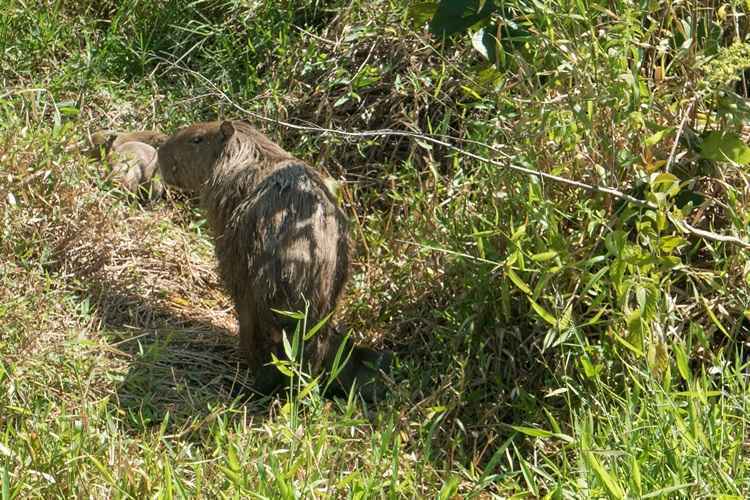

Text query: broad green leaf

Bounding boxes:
[511,223,527,242]
[164,457,174,499]
[437,476,460,500]
[226,443,240,473]
[612,330,644,356]
[579,355,601,379]
[543,407,561,434]
[516,450,539,496]
[674,343,691,382]
[2,465,9,500]
[507,268,532,295]
[429,0,493,37]
[461,85,483,100]
[480,435,514,482]
[558,304,572,331]
[272,308,305,320]
[630,456,642,497]
[528,297,557,325]
[500,276,511,321]
[304,311,333,340]
[626,309,646,352]
[471,26,499,65]
[674,390,722,398]
[475,65,504,89]
[703,297,730,338]
[650,172,681,196]
[296,376,322,401]
[408,2,438,25]
[647,340,669,376]
[604,230,627,257]
[700,131,750,164]
[87,455,117,486]
[582,307,606,327]
[270,354,294,377]
[511,425,553,438]
[586,452,625,499]
[660,235,687,253]
[644,126,675,146]
[218,465,241,487]
[530,250,558,262]
[282,330,295,360]
[511,425,574,443]
[642,484,702,498]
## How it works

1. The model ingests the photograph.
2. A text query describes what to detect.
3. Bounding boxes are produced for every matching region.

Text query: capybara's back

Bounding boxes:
[158,121,389,397]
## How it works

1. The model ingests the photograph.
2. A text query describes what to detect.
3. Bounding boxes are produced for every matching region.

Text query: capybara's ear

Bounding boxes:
[220,121,235,140]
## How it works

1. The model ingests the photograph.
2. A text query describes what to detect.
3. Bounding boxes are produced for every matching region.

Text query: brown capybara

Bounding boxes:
[158,120,390,399]
[107,141,162,198]
[86,130,168,200]
[86,129,168,160]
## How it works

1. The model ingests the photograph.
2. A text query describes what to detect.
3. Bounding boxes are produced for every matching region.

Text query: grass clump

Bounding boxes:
[1,0,750,497]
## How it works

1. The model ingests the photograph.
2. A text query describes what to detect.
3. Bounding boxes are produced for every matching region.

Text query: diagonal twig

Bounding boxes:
[153,56,750,250]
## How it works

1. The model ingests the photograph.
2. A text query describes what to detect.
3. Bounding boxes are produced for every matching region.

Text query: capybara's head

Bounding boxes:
[157,121,231,192]
[158,120,294,193]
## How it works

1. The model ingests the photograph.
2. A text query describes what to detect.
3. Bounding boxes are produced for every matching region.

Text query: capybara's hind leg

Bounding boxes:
[253,326,288,395]
[237,306,256,364]
[239,307,284,394]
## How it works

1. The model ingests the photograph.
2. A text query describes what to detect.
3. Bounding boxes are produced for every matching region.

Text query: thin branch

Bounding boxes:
[670,215,750,249]
[665,95,697,172]
[154,56,750,250]
[0,87,47,99]
[155,57,652,206]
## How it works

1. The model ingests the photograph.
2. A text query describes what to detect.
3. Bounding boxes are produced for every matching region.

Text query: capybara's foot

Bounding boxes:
[329,347,393,402]
[253,363,286,396]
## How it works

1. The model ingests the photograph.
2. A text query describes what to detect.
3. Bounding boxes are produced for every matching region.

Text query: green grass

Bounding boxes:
[1,0,750,497]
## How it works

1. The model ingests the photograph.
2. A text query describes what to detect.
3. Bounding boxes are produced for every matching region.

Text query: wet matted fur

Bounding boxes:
[158,120,389,398]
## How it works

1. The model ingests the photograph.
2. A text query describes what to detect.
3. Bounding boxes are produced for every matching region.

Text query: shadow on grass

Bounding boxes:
[94,278,270,431]
[365,258,567,467]
[56,255,273,433]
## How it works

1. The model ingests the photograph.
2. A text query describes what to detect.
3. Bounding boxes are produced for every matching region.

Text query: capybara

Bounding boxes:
[107,140,162,198]
[157,120,390,399]
[86,129,168,160]
[85,130,168,200]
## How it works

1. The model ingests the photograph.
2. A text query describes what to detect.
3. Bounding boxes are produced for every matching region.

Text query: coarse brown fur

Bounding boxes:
[86,130,168,160]
[107,141,162,198]
[85,130,167,200]
[158,120,390,399]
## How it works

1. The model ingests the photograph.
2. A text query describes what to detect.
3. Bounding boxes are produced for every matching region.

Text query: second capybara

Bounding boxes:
[86,129,168,160]
[107,140,162,199]
[86,130,168,200]
[157,120,390,399]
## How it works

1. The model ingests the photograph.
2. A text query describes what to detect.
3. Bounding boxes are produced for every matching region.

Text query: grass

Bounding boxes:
[1,0,750,497]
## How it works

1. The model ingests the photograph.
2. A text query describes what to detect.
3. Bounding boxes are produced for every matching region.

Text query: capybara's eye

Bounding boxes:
[192,136,203,144]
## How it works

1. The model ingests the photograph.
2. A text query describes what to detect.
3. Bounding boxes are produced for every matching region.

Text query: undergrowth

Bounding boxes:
[1,0,750,497]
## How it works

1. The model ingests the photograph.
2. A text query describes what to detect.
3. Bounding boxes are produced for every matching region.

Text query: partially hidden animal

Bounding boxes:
[85,130,168,200]
[157,120,390,399]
